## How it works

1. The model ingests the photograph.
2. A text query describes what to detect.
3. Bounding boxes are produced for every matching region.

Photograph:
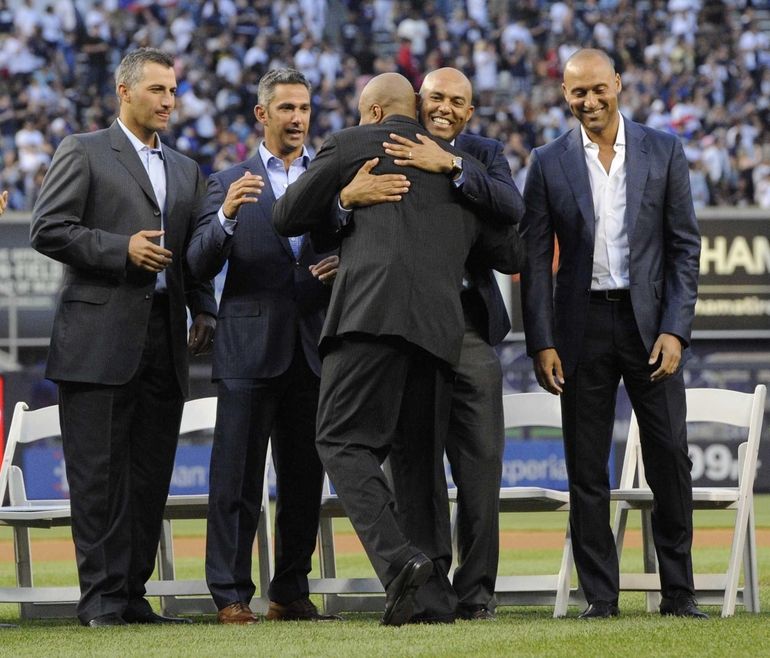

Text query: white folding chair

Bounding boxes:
[611,385,766,617]
[449,392,581,617]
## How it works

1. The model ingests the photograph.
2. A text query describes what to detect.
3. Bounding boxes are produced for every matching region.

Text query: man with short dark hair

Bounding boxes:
[31,47,216,627]
[187,68,340,625]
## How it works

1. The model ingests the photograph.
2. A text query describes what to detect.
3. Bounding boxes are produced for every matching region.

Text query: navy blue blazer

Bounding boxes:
[186,153,336,380]
[456,133,525,345]
[520,118,701,376]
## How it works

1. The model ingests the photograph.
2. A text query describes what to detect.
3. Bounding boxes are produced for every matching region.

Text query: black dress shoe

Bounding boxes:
[457,605,495,621]
[578,601,620,619]
[266,597,342,621]
[85,613,128,627]
[660,594,709,619]
[408,613,456,624]
[381,553,433,627]
[122,609,192,624]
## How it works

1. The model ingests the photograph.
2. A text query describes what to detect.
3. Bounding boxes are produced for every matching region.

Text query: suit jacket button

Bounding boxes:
[153,210,161,216]
[144,293,151,300]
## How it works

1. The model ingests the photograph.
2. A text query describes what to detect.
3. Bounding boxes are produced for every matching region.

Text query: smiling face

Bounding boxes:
[118,62,177,147]
[562,51,622,143]
[255,83,311,159]
[418,68,474,141]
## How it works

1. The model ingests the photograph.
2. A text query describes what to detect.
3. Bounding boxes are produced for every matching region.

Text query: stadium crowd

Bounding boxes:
[1,0,769,211]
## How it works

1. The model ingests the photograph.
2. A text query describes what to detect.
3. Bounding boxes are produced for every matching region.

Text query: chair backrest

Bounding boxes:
[0,397,221,506]
[620,385,767,489]
[503,392,563,430]
[178,396,218,435]
[0,402,61,505]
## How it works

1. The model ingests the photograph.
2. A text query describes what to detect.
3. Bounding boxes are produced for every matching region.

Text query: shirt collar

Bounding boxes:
[258,141,310,170]
[117,118,164,158]
[580,112,625,150]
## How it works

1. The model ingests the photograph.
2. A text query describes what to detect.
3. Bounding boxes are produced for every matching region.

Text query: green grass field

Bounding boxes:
[0,497,769,657]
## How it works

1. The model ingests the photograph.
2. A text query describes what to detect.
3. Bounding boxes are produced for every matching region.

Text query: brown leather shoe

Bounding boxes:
[266,597,342,621]
[217,602,259,625]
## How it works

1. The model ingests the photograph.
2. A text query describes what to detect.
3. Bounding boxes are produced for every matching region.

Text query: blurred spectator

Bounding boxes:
[1,0,768,210]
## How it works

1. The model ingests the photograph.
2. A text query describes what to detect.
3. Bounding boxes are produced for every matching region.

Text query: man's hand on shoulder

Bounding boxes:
[223,171,264,219]
[383,133,455,174]
[534,348,565,395]
[188,313,216,355]
[339,158,410,209]
[128,230,173,272]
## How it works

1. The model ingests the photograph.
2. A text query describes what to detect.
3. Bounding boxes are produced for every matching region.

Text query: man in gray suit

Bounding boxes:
[520,49,705,619]
[273,73,522,626]
[31,48,216,627]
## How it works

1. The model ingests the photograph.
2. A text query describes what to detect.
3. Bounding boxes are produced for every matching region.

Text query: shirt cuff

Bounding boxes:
[337,200,353,227]
[452,171,466,188]
[218,206,237,235]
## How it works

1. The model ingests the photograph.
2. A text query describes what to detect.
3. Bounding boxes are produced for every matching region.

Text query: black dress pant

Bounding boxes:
[561,295,695,604]
[205,343,324,609]
[316,334,456,615]
[59,295,183,624]
[390,316,504,617]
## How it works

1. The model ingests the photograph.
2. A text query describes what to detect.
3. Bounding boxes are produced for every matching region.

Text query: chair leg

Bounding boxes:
[318,514,340,614]
[157,519,176,614]
[640,509,659,612]
[553,528,574,618]
[744,502,760,613]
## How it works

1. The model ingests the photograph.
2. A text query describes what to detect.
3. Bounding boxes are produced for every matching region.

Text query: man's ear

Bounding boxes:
[254,104,266,125]
[371,104,383,124]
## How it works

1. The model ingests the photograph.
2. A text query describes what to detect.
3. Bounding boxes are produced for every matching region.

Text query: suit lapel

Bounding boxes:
[109,123,161,225]
[559,128,595,240]
[623,118,650,240]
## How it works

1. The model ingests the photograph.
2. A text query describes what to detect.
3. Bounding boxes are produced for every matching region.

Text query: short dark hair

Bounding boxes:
[115,48,175,95]
[257,68,311,109]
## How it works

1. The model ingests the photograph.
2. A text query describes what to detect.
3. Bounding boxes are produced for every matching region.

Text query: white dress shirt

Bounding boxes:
[581,112,629,290]
[117,118,167,291]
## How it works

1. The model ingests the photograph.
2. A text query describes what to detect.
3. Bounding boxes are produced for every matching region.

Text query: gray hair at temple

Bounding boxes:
[115,48,175,95]
[257,68,311,109]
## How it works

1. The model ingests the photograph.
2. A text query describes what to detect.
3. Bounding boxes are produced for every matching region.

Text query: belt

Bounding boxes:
[589,289,630,302]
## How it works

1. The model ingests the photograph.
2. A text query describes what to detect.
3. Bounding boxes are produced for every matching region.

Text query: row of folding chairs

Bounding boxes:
[0,385,765,618]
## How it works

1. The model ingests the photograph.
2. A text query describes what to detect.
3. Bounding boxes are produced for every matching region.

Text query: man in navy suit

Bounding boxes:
[520,49,705,619]
[338,67,524,622]
[186,68,339,624]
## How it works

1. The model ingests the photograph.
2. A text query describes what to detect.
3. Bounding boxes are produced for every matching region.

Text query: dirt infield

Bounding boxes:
[1,528,767,563]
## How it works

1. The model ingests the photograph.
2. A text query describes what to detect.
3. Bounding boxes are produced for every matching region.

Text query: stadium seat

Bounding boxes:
[611,385,766,617]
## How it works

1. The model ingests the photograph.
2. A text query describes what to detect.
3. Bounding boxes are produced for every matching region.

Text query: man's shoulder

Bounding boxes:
[532,128,575,160]
[456,132,500,155]
[625,117,678,147]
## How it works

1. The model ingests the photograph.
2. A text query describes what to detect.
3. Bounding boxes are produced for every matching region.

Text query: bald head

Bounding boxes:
[561,48,622,143]
[357,73,417,125]
[563,48,616,81]
[418,67,474,141]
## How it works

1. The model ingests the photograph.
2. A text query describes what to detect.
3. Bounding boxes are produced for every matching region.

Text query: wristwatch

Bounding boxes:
[449,155,463,178]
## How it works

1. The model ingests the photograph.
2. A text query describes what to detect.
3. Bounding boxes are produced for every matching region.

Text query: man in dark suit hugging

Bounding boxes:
[273,72,523,626]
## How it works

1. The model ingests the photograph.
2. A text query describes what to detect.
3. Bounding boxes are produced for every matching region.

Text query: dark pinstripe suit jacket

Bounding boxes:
[273,115,522,366]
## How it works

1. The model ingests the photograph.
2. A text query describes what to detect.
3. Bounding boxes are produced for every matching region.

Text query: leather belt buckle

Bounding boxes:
[591,289,630,302]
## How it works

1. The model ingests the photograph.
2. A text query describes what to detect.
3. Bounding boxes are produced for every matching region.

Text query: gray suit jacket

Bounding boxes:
[273,115,523,366]
[520,117,701,376]
[31,121,216,392]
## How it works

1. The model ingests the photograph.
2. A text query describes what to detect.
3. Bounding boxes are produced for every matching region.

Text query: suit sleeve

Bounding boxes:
[273,136,342,237]
[30,135,130,274]
[520,149,556,356]
[457,140,525,226]
[659,139,701,345]
[466,223,526,275]
[183,164,218,318]
[186,172,233,282]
